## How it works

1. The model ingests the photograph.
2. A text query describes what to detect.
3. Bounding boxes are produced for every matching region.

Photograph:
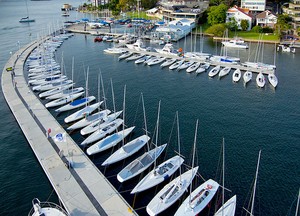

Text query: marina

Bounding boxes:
[0,1,299,216]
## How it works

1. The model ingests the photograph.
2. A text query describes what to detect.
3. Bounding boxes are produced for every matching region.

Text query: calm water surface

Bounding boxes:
[0,1,299,215]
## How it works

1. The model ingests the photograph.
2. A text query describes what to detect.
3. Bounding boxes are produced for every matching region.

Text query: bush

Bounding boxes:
[206,24,227,37]
[251,26,263,33]
[262,26,274,33]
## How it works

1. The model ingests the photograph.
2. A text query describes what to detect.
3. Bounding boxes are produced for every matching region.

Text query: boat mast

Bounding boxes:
[189,119,199,205]
[100,71,107,111]
[110,79,116,114]
[250,150,261,216]
[222,138,225,214]
[121,85,126,146]
[295,188,300,216]
[86,67,89,99]
[141,93,149,151]
[176,111,181,181]
[154,100,161,169]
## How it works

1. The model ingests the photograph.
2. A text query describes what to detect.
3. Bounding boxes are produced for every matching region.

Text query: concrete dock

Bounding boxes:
[2,40,137,215]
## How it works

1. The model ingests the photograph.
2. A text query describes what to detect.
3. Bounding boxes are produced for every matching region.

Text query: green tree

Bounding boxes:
[207,4,228,26]
[275,14,292,35]
[205,23,227,37]
[226,17,238,31]
[141,0,158,9]
[240,19,249,31]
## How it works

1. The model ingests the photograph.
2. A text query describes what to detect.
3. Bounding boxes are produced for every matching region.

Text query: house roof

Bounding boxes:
[227,5,252,18]
[256,10,277,19]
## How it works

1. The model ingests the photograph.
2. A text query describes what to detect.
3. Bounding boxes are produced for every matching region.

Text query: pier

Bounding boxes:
[2,41,137,215]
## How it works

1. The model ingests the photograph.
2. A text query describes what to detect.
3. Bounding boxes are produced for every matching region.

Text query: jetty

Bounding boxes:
[2,40,137,215]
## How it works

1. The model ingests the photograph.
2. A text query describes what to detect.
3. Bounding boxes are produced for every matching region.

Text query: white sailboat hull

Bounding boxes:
[86,127,135,155]
[55,96,96,113]
[214,195,237,216]
[232,69,241,82]
[117,144,167,183]
[45,92,84,108]
[45,87,84,100]
[102,135,150,166]
[175,179,219,216]
[146,167,199,216]
[131,155,184,194]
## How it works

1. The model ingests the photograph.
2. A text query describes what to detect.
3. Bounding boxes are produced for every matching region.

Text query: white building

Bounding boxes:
[226,6,253,31]
[256,10,277,28]
[241,0,266,12]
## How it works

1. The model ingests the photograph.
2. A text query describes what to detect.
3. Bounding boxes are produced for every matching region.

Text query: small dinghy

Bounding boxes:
[55,96,96,113]
[64,101,103,123]
[186,62,201,73]
[160,58,176,68]
[67,109,111,131]
[126,53,144,61]
[177,61,194,71]
[118,51,132,60]
[196,62,210,74]
[80,111,123,135]
[219,66,231,78]
[232,68,241,82]
[169,59,184,70]
[208,65,221,77]
[45,92,84,108]
[86,126,135,155]
[256,72,265,88]
[135,55,151,64]
[147,57,166,66]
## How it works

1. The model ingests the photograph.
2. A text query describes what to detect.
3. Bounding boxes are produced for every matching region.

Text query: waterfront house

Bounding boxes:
[256,10,277,28]
[226,5,253,31]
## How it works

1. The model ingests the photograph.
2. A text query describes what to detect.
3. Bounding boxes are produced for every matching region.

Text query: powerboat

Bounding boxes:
[222,38,249,49]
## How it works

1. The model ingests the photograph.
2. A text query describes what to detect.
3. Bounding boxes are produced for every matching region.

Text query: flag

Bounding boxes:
[53,133,66,142]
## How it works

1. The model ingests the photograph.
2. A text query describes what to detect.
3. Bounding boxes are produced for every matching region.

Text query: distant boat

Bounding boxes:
[222,38,249,49]
[19,16,35,23]
[19,0,35,23]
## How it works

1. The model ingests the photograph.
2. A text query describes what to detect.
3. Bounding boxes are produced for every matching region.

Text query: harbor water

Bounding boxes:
[0,0,299,215]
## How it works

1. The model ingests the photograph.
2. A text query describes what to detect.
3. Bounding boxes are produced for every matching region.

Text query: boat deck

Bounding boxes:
[1,40,137,215]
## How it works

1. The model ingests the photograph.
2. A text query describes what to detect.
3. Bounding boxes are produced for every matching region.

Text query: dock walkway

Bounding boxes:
[2,41,137,215]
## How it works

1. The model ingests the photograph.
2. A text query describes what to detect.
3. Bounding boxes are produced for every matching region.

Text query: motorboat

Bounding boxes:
[219,66,231,78]
[67,109,111,131]
[45,87,84,100]
[28,198,67,216]
[196,62,210,74]
[131,155,184,194]
[160,58,177,68]
[86,126,135,155]
[55,96,96,113]
[80,111,122,135]
[135,55,151,64]
[19,16,35,23]
[232,68,241,82]
[169,59,184,70]
[208,65,221,77]
[117,144,167,183]
[155,43,178,56]
[103,47,126,54]
[80,118,124,146]
[243,71,252,84]
[214,195,237,216]
[146,167,198,216]
[177,61,194,71]
[222,38,249,49]
[186,62,201,73]
[101,135,150,166]
[268,73,278,88]
[256,72,265,88]
[147,57,166,66]
[126,39,147,51]
[64,101,103,123]
[45,92,84,108]
[175,179,219,216]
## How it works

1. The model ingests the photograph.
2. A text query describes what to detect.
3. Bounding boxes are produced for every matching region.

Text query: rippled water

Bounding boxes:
[0,1,299,215]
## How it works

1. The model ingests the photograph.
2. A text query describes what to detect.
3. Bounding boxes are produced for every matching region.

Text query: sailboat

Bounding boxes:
[101,93,150,166]
[214,138,236,216]
[55,67,95,113]
[146,120,199,216]
[116,100,167,183]
[175,127,219,216]
[86,85,135,156]
[19,0,35,23]
[131,111,184,194]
